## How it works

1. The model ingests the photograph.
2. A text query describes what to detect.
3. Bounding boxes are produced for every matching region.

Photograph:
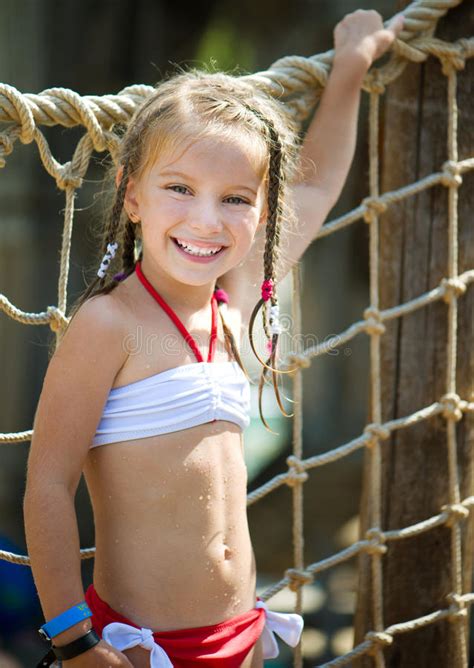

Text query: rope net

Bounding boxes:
[1,0,473,665]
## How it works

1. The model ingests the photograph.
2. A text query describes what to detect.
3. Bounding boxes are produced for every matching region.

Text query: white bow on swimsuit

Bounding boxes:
[101,600,304,667]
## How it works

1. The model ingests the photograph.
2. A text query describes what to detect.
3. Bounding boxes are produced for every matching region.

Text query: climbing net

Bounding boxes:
[0,0,473,666]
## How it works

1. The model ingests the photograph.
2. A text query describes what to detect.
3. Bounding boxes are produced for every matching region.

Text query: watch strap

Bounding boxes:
[36,647,58,668]
[52,628,100,660]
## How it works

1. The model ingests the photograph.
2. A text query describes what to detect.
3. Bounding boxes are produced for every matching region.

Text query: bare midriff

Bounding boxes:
[82,274,256,634]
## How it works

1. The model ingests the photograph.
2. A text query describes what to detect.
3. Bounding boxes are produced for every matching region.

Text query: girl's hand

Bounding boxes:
[333,10,405,73]
[62,639,134,667]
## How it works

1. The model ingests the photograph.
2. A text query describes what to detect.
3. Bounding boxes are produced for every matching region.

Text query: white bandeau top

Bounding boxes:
[91,360,251,448]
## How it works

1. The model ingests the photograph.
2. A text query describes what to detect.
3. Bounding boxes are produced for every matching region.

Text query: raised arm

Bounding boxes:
[220,11,404,322]
[290,9,405,262]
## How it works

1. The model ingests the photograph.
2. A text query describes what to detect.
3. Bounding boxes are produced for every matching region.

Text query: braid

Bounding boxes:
[122,219,137,275]
[63,160,131,330]
[244,109,295,432]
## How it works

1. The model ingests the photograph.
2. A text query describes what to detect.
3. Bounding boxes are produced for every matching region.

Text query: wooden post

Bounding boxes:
[353,2,474,666]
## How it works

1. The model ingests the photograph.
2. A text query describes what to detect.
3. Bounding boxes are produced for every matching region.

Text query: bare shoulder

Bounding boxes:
[26,291,130,496]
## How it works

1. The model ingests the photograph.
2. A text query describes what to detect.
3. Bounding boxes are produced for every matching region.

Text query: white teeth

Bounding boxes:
[175,238,223,256]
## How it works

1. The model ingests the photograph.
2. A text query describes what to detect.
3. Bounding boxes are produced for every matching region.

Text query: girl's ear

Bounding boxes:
[116,168,140,221]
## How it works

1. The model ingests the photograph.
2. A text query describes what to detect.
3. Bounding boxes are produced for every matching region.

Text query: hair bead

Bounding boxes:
[261,279,274,301]
[97,241,119,278]
[214,287,229,305]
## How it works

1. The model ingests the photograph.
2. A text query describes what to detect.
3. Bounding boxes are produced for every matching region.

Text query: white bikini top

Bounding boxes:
[91,360,251,448]
[91,262,251,448]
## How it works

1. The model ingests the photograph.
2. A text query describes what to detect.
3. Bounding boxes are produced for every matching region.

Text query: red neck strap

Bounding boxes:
[135,260,218,364]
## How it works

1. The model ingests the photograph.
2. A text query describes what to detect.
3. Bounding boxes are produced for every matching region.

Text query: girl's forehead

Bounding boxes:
[145,133,268,182]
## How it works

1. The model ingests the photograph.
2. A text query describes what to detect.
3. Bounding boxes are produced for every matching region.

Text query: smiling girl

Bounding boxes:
[24,10,404,668]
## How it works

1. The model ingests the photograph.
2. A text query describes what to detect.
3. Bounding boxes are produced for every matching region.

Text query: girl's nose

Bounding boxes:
[188,199,224,234]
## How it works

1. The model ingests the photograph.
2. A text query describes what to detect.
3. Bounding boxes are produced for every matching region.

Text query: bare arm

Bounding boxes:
[297,10,404,197]
[23,295,129,647]
[23,487,93,645]
[219,11,404,321]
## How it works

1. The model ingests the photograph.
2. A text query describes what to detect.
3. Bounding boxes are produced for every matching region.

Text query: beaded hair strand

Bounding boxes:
[246,108,296,432]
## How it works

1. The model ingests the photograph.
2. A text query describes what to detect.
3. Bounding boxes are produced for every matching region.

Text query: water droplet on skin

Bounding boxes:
[207,495,211,500]
[175,524,179,528]
[199,495,203,500]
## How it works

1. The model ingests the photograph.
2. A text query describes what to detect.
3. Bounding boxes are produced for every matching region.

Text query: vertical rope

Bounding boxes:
[442,59,467,666]
[367,87,386,668]
[291,262,305,668]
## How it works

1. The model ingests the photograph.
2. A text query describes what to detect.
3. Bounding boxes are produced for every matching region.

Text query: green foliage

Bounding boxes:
[195,18,256,73]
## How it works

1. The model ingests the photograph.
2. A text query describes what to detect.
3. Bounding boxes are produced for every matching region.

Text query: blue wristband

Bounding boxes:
[39,602,93,641]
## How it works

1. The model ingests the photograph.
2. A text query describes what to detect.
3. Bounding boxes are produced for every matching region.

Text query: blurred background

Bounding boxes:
[1,0,468,666]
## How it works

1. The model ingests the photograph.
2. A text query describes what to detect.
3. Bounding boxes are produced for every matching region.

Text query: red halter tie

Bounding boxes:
[134,260,218,363]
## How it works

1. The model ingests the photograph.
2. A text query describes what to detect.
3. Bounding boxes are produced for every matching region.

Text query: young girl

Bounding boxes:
[24,10,403,668]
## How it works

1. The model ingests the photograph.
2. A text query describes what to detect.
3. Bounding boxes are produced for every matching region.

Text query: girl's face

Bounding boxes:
[123,136,268,288]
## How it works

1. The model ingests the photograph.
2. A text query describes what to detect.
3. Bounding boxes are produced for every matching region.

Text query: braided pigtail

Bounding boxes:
[247,113,295,432]
[113,217,139,282]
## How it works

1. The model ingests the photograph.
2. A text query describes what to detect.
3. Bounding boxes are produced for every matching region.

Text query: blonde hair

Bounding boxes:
[67,65,304,430]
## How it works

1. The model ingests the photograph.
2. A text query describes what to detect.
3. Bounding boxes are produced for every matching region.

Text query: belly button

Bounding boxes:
[224,546,232,560]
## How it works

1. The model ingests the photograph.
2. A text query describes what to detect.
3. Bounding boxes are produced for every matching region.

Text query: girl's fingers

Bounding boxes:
[386,13,405,38]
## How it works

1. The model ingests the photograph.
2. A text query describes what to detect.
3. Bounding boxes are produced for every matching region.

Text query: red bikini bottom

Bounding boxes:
[84,583,266,668]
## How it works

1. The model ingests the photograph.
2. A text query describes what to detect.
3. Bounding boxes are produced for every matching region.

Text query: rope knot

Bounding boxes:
[441,160,463,188]
[362,197,388,223]
[363,423,391,448]
[287,353,312,370]
[440,277,466,303]
[364,70,386,96]
[286,455,309,488]
[441,503,469,528]
[365,630,393,650]
[363,307,386,336]
[446,592,468,621]
[439,392,463,422]
[284,567,314,591]
[47,305,68,333]
[56,162,83,191]
[365,527,388,555]
[440,52,466,76]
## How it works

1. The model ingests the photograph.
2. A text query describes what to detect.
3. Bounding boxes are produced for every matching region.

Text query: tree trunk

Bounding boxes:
[353,2,474,667]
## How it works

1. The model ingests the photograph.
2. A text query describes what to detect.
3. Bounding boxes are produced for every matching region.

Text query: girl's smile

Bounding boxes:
[171,235,228,263]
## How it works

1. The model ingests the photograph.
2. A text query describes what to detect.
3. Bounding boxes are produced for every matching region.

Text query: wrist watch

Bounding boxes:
[36,629,100,667]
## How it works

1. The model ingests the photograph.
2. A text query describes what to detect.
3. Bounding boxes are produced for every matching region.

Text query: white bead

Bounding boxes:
[97,241,119,278]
